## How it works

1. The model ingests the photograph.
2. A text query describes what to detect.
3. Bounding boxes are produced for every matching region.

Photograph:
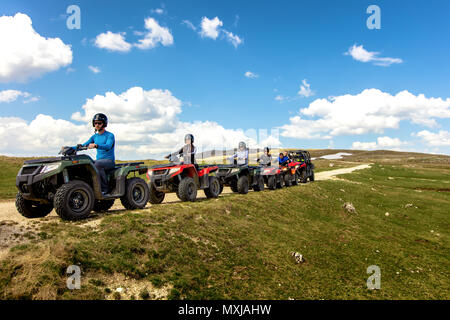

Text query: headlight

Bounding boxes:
[40,164,60,174]
[169,168,181,175]
[283,167,288,171]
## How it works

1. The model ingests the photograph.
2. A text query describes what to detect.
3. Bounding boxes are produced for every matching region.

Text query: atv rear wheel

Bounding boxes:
[237,175,249,194]
[253,176,265,192]
[148,182,165,204]
[16,192,53,218]
[267,176,277,190]
[178,177,197,201]
[204,176,220,198]
[276,177,284,189]
[93,199,115,213]
[54,180,95,220]
[120,178,149,210]
[309,171,315,182]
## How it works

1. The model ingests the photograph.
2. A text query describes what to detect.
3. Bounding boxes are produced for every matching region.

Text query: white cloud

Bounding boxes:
[94,31,132,52]
[0,90,26,103]
[298,79,314,97]
[345,44,403,67]
[281,89,450,139]
[244,71,258,79]
[181,20,196,31]
[0,13,73,83]
[0,87,281,159]
[151,8,164,15]
[134,18,173,49]
[223,30,243,48]
[414,130,450,146]
[274,95,285,101]
[200,16,223,39]
[88,66,101,74]
[352,136,407,150]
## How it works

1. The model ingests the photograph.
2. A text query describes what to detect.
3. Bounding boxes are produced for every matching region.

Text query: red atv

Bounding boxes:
[288,150,315,183]
[279,162,298,187]
[260,166,284,189]
[147,160,221,203]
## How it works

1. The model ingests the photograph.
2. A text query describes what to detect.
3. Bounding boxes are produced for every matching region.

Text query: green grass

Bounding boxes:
[0,161,448,299]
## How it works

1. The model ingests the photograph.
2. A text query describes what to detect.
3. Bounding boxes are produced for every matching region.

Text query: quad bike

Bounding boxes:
[279,163,297,187]
[215,164,264,194]
[259,165,284,190]
[288,150,315,183]
[15,145,149,221]
[146,155,221,203]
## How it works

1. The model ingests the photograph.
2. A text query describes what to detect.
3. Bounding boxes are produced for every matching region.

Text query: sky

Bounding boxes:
[0,0,449,159]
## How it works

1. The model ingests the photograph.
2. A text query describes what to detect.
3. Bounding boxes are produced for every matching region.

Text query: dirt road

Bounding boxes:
[315,164,371,181]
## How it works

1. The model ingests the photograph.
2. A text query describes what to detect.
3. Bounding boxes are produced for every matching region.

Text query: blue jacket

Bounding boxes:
[75,131,115,161]
[278,156,289,166]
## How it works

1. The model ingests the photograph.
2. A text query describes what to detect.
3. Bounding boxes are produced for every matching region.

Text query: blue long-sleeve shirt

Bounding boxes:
[278,156,289,166]
[75,131,115,161]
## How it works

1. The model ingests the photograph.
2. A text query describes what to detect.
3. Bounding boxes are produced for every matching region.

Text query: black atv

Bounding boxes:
[15,145,149,220]
[215,164,264,194]
[288,150,315,183]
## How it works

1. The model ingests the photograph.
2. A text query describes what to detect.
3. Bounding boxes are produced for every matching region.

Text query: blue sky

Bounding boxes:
[0,0,449,158]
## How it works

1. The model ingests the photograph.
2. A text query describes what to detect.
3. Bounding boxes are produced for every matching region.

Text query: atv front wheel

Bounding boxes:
[230,180,238,193]
[284,174,292,187]
[292,173,299,186]
[121,178,149,210]
[54,180,95,220]
[309,171,315,182]
[178,177,197,201]
[276,177,284,189]
[300,170,308,183]
[93,199,115,213]
[253,176,265,192]
[148,182,165,204]
[16,192,53,218]
[204,176,220,198]
[267,176,277,190]
[237,175,249,194]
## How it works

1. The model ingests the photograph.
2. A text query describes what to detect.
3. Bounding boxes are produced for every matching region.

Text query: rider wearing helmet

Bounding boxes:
[165,134,196,165]
[229,141,249,165]
[257,147,272,166]
[72,113,115,195]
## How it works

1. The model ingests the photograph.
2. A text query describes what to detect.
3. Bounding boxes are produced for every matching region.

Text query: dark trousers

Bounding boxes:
[94,159,115,192]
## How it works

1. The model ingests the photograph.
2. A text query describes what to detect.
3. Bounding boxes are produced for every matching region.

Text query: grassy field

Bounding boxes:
[0,150,448,299]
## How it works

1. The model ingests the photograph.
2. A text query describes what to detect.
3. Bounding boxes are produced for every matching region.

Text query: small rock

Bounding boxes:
[340,189,345,192]
[290,251,305,264]
[116,287,124,293]
[388,177,394,180]
[342,202,356,214]
[430,230,434,233]
[404,203,413,208]
[329,163,334,167]
[385,212,390,217]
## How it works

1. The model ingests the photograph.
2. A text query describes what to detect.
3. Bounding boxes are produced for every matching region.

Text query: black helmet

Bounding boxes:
[185,133,194,143]
[238,141,246,149]
[264,147,270,153]
[92,113,108,127]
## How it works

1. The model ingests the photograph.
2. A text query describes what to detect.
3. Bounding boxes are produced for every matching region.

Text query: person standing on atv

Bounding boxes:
[257,147,272,166]
[229,141,249,165]
[278,152,290,166]
[73,113,115,195]
[165,134,196,165]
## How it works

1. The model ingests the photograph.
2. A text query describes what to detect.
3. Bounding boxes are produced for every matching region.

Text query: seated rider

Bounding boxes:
[278,152,290,166]
[257,147,272,166]
[165,134,197,166]
[73,113,115,195]
[229,141,249,165]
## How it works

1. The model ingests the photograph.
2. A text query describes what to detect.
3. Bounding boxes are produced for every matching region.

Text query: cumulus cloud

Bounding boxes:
[0,87,281,159]
[94,31,132,52]
[88,66,101,74]
[0,89,39,103]
[345,44,402,67]
[198,16,243,47]
[244,71,258,79]
[134,18,173,49]
[281,89,450,139]
[0,13,73,83]
[414,130,450,146]
[298,79,314,97]
[352,136,407,150]
[200,16,223,39]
